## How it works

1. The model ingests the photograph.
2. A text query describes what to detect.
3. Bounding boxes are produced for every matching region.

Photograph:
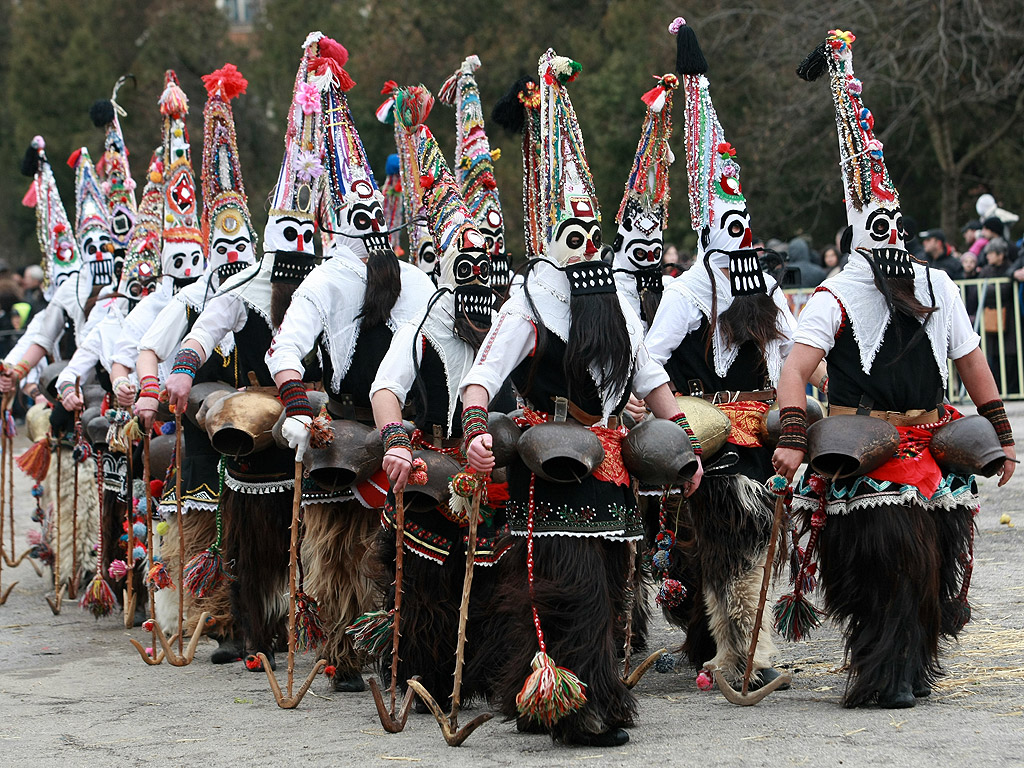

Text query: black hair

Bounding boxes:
[358,248,401,329]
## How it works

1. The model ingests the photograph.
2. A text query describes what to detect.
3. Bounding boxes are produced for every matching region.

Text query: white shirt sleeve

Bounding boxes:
[369,320,422,404]
[56,324,102,389]
[773,286,798,359]
[459,311,537,404]
[138,298,192,361]
[946,285,981,360]
[183,294,248,360]
[644,289,704,366]
[792,290,843,354]
[631,342,670,400]
[266,294,324,378]
[11,303,66,360]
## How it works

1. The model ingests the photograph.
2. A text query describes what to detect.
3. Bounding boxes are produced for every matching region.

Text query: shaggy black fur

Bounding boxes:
[816,504,943,707]
[223,488,291,657]
[474,535,637,741]
[370,526,496,707]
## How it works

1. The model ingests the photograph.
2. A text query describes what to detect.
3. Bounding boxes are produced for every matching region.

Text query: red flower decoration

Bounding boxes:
[717,142,736,158]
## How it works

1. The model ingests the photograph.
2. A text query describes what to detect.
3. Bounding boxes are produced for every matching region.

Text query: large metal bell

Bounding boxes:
[807,415,899,479]
[204,391,283,457]
[517,421,604,483]
[930,415,1006,478]
[765,396,825,445]
[301,419,384,493]
[674,395,732,457]
[187,382,237,429]
[404,450,463,513]
[622,417,699,485]
[488,412,521,468]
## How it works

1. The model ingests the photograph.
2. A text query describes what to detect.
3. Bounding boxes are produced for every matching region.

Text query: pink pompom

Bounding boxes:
[696,669,714,691]
[108,559,129,579]
[669,17,686,34]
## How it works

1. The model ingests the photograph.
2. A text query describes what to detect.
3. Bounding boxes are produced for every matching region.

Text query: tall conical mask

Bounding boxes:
[21,136,80,299]
[201,63,257,284]
[158,70,204,288]
[537,49,612,296]
[116,147,164,308]
[439,55,510,291]
[675,17,766,296]
[377,81,437,277]
[798,29,910,278]
[612,72,677,321]
[408,105,492,328]
[89,75,137,257]
[68,145,117,289]
[318,36,391,260]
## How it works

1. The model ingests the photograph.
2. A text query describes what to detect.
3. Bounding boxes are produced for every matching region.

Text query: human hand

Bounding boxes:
[466,432,495,474]
[383,447,413,494]
[281,415,312,461]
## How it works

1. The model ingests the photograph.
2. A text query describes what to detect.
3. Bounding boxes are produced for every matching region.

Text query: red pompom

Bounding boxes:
[150,479,164,498]
[142,618,155,632]
[66,148,82,169]
[202,63,248,101]
[324,664,336,677]
[317,37,349,68]
[245,655,262,671]
[380,79,398,96]
[420,172,435,189]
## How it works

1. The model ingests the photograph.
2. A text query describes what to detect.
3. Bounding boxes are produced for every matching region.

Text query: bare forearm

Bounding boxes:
[136,350,159,381]
[955,347,1001,406]
[462,384,490,413]
[778,344,825,409]
[645,383,680,419]
[371,390,404,431]
[273,369,302,388]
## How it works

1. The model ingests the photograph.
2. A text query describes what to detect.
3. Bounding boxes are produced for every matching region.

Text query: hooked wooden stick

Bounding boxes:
[47,436,64,615]
[174,411,184,656]
[141,433,160,662]
[259,459,326,708]
[368,489,417,732]
[406,476,492,746]
[123,436,137,629]
[713,485,792,705]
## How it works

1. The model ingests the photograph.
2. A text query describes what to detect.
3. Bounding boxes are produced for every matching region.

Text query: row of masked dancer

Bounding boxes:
[2,18,1013,749]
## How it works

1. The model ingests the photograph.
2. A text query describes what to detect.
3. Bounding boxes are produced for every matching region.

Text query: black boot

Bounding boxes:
[562,727,629,747]
[748,667,791,692]
[331,666,366,692]
[210,637,244,665]
[878,680,915,709]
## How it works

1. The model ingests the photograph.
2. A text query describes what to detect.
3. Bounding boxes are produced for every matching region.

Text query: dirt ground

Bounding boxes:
[1,406,1022,768]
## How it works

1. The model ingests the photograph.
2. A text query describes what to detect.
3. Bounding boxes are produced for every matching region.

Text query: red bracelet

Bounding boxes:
[669,412,703,456]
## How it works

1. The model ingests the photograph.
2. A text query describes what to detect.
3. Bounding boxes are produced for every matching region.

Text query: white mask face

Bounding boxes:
[441,228,489,288]
[850,204,905,253]
[549,215,602,266]
[81,228,117,286]
[334,178,389,257]
[613,203,662,271]
[415,231,438,275]
[208,208,254,281]
[703,205,752,256]
[264,213,315,255]
[161,241,204,282]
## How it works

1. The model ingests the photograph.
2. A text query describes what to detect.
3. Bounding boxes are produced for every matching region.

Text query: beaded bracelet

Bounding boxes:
[58,381,75,402]
[278,379,314,419]
[777,406,809,453]
[380,422,412,453]
[669,412,703,456]
[138,375,161,400]
[978,399,1014,447]
[170,347,202,379]
[461,405,489,450]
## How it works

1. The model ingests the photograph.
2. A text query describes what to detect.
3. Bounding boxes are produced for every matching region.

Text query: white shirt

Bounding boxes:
[460,264,669,420]
[793,258,979,382]
[645,273,796,386]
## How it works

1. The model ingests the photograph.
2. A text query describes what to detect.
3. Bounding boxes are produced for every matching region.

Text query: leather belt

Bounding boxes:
[326,395,375,423]
[828,404,940,427]
[547,396,603,427]
[703,388,777,404]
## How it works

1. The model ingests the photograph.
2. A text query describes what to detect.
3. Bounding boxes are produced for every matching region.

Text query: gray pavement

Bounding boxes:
[1,404,1023,767]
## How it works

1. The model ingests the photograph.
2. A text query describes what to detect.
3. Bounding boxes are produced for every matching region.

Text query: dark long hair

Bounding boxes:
[520,260,631,401]
[858,248,937,364]
[565,290,632,400]
[358,248,401,329]
[703,258,784,367]
[271,281,299,328]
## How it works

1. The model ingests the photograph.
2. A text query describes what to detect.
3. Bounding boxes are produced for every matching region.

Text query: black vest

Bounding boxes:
[321,322,394,407]
[665,314,768,395]
[827,305,941,413]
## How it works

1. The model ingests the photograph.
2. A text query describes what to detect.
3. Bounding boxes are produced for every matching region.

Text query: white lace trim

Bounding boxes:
[223,472,293,495]
[791,486,979,516]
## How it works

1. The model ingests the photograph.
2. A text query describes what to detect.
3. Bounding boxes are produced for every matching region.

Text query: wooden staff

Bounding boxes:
[46,434,65,614]
[123,433,136,629]
[258,459,326,708]
[69,377,81,599]
[407,477,492,746]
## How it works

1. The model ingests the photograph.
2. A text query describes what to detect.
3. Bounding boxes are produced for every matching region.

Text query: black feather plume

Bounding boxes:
[675,24,708,76]
[491,76,535,135]
[21,145,41,178]
[89,99,116,127]
[796,40,829,82]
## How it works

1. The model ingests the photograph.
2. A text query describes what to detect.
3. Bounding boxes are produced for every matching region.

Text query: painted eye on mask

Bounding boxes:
[173,257,184,269]
[191,253,202,267]
[727,219,745,238]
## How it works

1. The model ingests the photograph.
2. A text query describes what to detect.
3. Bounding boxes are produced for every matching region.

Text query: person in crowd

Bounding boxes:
[787,236,825,287]
[920,229,964,279]
[962,220,982,252]
[822,244,844,278]
[663,243,682,277]
[20,264,46,311]
[979,237,1017,392]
